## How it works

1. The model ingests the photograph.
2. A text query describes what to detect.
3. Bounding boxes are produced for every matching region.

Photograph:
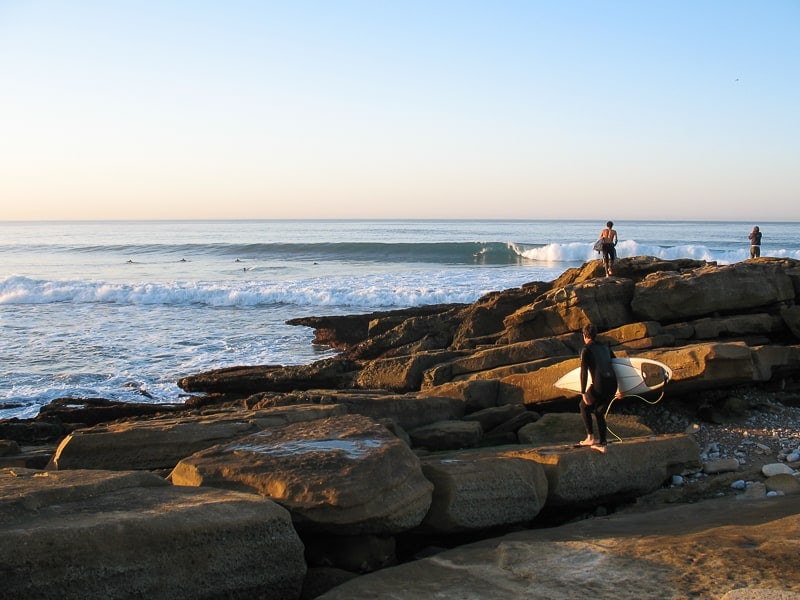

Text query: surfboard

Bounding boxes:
[554,357,673,396]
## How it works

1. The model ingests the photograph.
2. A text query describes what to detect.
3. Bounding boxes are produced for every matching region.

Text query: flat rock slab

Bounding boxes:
[504,434,701,507]
[0,467,305,600]
[49,404,346,471]
[420,452,548,532]
[317,495,800,599]
[170,413,434,535]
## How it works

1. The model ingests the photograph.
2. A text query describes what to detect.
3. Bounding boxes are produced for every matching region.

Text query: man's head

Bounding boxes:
[606,221,613,228]
[582,323,597,341]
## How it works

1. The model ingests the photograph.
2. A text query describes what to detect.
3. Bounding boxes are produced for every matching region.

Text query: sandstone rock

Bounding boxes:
[305,390,465,431]
[461,403,527,431]
[721,589,800,600]
[0,439,20,456]
[690,313,782,340]
[178,357,360,394]
[287,304,464,350]
[344,308,465,360]
[417,379,500,412]
[504,434,700,507]
[355,350,463,392]
[170,414,434,535]
[751,345,800,381]
[781,305,800,340]
[442,337,576,379]
[420,453,548,532]
[517,412,654,446]
[0,467,305,600]
[316,495,800,600]
[451,283,551,349]
[408,420,483,452]
[631,262,795,322]
[637,342,760,395]
[497,357,582,406]
[49,404,347,471]
[703,458,740,474]
[765,473,800,495]
[501,277,635,343]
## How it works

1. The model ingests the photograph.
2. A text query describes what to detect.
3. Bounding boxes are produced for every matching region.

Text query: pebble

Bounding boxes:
[731,480,747,490]
[762,463,795,477]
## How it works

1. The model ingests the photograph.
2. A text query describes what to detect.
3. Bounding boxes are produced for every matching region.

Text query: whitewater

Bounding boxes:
[2,219,797,419]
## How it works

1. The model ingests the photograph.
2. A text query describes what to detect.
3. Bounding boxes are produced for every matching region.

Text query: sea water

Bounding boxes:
[1,219,797,419]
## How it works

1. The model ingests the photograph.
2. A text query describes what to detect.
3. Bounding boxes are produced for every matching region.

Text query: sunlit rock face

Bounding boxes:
[170,413,434,535]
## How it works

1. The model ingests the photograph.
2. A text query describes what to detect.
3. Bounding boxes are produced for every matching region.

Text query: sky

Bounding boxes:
[1,1,798,221]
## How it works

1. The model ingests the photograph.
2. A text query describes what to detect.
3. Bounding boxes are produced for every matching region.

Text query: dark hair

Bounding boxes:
[606,221,613,228]
[582,323,597,340]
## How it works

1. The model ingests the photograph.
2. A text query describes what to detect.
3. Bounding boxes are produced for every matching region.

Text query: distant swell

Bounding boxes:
[23,241,536,265]
[13,239,798,265]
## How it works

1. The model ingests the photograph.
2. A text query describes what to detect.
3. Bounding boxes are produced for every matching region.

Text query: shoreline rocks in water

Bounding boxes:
[3,256,800,599]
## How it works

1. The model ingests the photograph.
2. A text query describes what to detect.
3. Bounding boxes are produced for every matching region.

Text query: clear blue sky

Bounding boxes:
[1,1,798,220]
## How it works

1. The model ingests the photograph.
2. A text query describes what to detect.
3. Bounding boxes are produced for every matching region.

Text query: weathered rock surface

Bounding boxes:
[504,434,701,507]
[419,452,549,532]
[49,404,347,471]
[170,414,434,535]
[0,467,306,600]
[316,495,800,600]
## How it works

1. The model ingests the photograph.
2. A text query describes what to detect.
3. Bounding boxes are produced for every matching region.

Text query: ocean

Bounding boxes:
[2,219,797,420]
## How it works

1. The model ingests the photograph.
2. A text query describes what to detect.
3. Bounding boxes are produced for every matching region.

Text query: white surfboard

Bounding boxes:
[554,357,673,396]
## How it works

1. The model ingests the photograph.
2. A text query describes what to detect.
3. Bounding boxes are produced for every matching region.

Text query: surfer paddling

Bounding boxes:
[578,323,619,452]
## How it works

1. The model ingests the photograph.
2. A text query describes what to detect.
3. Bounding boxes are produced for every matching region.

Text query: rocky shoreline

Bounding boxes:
[2,256,800,599]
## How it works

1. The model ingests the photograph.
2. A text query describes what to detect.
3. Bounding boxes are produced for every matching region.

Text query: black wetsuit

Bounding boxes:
[579,341,617,445]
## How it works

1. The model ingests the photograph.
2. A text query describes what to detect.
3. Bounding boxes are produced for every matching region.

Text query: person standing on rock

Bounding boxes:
[599,221,618,276]
[748,226,762,258]
[578,323,618,451]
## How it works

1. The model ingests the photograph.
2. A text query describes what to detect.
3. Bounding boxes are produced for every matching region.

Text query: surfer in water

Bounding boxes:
[578,323,618,451]
[599,221,618,276]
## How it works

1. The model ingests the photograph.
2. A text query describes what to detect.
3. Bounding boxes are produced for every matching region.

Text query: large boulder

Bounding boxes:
[355,350,463,392]
[287,304,465,351]
[420,452,549,532]
[170,414,434,535]
[48,404,347,471]
[450,282,552,349]
[343,308,465,360]
[504,434,701,507]
[501,277,635,343]
[631,261,796,322]
[0,467,305,600]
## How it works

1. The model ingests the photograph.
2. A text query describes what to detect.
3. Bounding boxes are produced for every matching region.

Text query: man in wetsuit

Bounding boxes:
[749,226,762,259]
[579,323,618,451]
